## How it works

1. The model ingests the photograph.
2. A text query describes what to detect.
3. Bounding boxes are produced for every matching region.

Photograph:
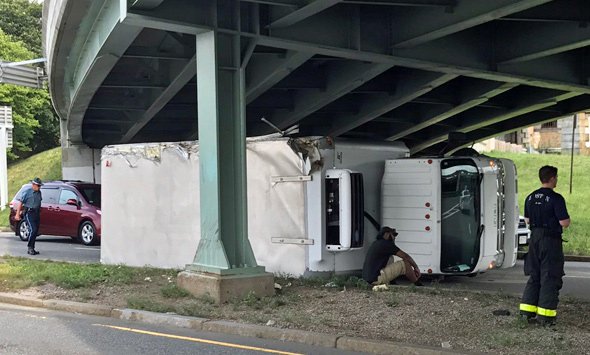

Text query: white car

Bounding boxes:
[517,215,531,246]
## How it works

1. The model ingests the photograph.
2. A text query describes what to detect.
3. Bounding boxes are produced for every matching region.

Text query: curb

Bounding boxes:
[114,308,207,330]
[0,294,459,355]
[337,336,453,355]
[202,320,338,349]
[43,299,113,317]
[0,292,44,308]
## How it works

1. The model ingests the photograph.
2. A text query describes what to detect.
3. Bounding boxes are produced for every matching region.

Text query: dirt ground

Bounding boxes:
[14,276,590,355]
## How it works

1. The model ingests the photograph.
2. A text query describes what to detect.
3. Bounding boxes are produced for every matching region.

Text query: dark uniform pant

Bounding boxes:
[25,209,40,250]
[520,228,564,322]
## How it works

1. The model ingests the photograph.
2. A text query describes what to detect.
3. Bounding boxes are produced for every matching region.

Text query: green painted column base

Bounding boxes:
[177,271,275,305]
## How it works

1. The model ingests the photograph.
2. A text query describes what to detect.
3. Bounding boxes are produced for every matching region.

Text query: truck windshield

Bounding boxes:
[440,158,480,273]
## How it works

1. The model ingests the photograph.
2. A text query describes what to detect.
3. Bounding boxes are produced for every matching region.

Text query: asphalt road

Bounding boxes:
[410,260,590,301]
[0,303,359,355]
[0,231,100,263]
[2,231,589,300]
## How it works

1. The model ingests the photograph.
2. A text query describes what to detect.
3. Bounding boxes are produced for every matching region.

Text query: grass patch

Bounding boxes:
[176,301,216,318]
[0,256,177,291]
[127,296,176,313]
[487,151,590,255]
[1,148,62,228]
[385,292,400,308]
[281,274,371,290]
[486,331,523,348]
[160,284,191,299]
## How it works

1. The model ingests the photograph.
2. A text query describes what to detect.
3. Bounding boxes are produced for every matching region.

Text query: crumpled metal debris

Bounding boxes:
[287,137,324,174]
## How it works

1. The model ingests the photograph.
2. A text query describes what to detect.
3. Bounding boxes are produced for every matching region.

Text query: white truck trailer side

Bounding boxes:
[100,137,518,277]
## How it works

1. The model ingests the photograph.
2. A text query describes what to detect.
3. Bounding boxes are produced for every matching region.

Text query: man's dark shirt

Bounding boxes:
[524,187,569,235]
[362,239,400,283]
[18,188,42,209]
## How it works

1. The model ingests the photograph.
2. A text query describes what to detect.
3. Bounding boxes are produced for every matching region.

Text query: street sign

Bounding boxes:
[0,61,44,89]
[0,106,13,148]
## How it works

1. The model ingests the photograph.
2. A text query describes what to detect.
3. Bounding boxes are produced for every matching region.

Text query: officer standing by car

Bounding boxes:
[520,166,570,326]
[14,178,43,255]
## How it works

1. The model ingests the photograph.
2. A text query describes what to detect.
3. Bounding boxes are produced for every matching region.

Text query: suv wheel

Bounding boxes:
[78,221,98,246]
[18,221,30,242]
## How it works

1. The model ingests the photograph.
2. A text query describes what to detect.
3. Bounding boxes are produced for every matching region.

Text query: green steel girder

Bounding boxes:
[409,90,582,154]
[444,94,590,155]
[189,25,260,274]
[46,0,590,155]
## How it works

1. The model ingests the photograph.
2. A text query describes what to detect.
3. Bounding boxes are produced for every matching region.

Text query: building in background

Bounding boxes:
[524,113,588,154]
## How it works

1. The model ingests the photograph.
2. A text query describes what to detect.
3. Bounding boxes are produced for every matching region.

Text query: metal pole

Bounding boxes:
[0,126,7,210]
[569,114,577,194]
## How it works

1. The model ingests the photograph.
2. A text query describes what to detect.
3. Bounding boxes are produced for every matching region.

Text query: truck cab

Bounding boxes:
[381,156,518,276]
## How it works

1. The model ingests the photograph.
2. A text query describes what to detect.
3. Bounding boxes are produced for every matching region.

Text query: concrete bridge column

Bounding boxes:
[61,145,101,184]
[177,6,274,303]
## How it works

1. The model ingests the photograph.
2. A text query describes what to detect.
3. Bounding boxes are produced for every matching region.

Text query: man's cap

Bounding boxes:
[380,226,398,237]
[31,177,43,186]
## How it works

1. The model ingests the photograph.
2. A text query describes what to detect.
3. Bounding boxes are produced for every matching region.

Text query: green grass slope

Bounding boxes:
[488,151,590,255]
[1,148,62,228]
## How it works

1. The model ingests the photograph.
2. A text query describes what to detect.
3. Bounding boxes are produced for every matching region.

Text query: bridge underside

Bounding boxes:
[51,0,590,155]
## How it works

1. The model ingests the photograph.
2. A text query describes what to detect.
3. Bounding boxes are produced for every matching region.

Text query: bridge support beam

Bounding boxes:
[61,145,102,184]
[179,26,274,304]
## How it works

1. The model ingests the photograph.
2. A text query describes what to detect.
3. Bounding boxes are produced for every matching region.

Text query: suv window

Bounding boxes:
[40,187,60,204]
[59,189,78,205]
[79,187,100,207]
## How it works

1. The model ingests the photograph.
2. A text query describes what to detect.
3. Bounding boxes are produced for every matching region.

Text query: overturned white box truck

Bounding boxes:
[101,137,518,277]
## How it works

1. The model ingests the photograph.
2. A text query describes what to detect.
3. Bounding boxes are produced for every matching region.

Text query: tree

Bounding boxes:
[0,0,42,56]
[0,29,58,160]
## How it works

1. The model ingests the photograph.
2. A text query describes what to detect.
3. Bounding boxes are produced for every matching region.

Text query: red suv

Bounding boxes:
[9,181,101,245]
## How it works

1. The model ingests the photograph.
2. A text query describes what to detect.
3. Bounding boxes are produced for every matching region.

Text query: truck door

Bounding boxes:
[499,159,518,268]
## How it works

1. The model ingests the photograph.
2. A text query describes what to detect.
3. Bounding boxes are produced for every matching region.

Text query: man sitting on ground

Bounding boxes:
[362,226,422,286]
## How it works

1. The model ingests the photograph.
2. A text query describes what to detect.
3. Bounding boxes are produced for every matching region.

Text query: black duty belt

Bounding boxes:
[530,227,562,239]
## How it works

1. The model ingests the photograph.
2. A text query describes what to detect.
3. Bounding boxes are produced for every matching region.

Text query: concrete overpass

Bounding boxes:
[43,0,590,300]
[45,0,590,155]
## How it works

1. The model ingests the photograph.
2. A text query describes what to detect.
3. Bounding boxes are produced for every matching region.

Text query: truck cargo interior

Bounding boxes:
[440,159,481,273]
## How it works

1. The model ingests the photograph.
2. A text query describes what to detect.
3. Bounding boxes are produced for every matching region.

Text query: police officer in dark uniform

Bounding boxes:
[520,166,570,326]
[15,177,44,255]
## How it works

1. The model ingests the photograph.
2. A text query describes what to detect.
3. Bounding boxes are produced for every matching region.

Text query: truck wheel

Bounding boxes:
[78,221,97,246]
[18,221,30,242]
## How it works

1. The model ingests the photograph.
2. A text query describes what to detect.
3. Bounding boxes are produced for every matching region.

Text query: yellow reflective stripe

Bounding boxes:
[537,307,557,317]
[520,304,537,313]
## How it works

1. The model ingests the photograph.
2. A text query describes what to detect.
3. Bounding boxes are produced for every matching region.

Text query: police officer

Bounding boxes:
[520,166,570,326]
[14,178,44,255]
